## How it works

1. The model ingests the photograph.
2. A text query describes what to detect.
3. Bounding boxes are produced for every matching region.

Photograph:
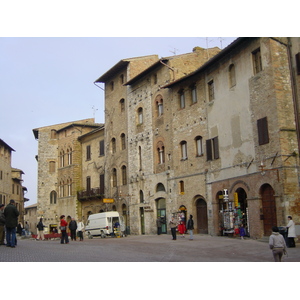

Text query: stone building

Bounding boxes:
[77,125,107,222]
[24,203,37,234]
[95,47,222,235]
[33,119,102,232]
[163,37,300,239]
[0,139,28,224]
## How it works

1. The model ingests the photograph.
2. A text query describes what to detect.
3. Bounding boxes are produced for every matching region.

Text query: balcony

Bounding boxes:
[77,188,104,201]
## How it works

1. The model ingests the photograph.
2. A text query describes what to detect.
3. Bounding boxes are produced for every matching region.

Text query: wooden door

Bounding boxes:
[261,184,277,236]
[196,198,208,234]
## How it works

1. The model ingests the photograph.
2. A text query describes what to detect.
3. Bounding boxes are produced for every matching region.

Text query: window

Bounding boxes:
[110,81,114,91]
[86,145,91,160]
[121,165,127,185]
[60,150,65,167]
[120,98,125,112]
[111,138,116,153]
[179,89,185,108]
[229,64,236,87]
[99,174,105,194]
[49,161,56,173]
[59,181,64,197]
[155,95,164,117]
[257,117,269,145]
[208,80,214,101]
[153,73,157,84]
[156,183,166,192]
[121,133,126,150]
[139,190,144,203]
[179,181,185,194]
[191,84,197,104]
[99,140,105,156]
[67,178,72,196]
[252,48,262,74]
[138,107,143,124]
[139,146,142,171]
[67,148,72,165]
[180,141,188,160]
[157,141,165,164]
[112,169,117,187]
[195,136,203,156]
[206,136,219,161]
[86,176,91,192]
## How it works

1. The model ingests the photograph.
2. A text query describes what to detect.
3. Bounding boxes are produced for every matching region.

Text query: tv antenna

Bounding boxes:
[169,47,179,55]
[92,105,98,119]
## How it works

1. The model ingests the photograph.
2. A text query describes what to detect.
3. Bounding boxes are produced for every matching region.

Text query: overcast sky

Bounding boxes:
[0,37,237,206]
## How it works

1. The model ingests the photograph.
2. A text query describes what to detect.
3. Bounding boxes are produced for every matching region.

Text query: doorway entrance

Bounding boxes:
[261,184,277,236]
[156,198,167,234]
[196,198,208,234]
[140,207,145,235]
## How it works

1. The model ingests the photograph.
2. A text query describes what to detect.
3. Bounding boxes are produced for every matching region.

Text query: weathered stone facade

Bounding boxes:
[33,119,102,232]
[0,139,27,223]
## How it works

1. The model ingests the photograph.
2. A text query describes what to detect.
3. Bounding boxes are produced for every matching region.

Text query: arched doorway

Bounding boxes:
[196,198,208,234]
[156,198,166,234]
[261,184,277,236]
[235,188,249,236]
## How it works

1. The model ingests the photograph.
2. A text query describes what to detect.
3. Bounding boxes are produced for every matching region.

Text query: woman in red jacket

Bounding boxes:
[60,215,69,244]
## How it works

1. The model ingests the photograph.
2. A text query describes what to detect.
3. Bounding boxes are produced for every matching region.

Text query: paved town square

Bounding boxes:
[1,234,299,262]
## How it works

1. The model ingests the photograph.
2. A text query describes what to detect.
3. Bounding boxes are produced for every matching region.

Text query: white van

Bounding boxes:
[85,211,125,238]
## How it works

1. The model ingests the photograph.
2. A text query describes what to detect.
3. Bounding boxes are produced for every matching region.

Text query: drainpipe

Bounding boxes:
[287,37,300,155]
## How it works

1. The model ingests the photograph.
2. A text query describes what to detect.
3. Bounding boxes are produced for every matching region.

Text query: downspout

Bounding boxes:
[287,37,300,155]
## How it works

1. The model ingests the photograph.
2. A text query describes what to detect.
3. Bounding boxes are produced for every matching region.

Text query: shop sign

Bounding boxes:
[103,198,114,203]
[144,206,154,212]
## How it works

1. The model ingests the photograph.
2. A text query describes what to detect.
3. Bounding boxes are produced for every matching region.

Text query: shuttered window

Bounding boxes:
[206,136,219,161]
[296,53,300,75]
[257,117,269,145]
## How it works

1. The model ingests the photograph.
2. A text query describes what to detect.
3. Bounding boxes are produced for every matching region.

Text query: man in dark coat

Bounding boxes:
[69,217,77,241]
[4,199,19,248]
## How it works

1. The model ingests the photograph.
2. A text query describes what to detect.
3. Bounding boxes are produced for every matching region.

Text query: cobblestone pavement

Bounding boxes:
[1,234,299,262]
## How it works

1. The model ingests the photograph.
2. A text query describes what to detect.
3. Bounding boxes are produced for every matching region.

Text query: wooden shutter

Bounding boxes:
[206,139,212,161]
[257,117,269,145]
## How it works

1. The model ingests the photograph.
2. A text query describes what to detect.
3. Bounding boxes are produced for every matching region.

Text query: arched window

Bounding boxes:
[157,141,165,164]
[195,136,203,156]
[139,146,142,171]
[68,178,72,196]
[120,98,125,112]
[60,150,65,167]
[179,181,185,194]
[179,89,185,108]
[67,147,72,165]
[139,190,144,203]
[180,141,188,160]
[138,107,143,124]
[50,190,57,204]
[112,168,117,187]
[191,84,197,104]
[121,165,127,185]
[156,183,166,192]
[155,95,164,117]
[121,133,126,150]
[111,138,116,153]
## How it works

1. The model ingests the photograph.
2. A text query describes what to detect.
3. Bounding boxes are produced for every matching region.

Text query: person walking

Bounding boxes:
[269,226,287,262]
[186,215,194,240]
[4,199,19,248]
[239,224,246,240]
[156,216,162,235]
[24,221,30,236]
[36,218,45,240]
[60,215,69,244]
[286,216,296,248]
[0,204,6,245]
[77,219,84,241]
[69,217,77,241]
[169,216,178,240]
